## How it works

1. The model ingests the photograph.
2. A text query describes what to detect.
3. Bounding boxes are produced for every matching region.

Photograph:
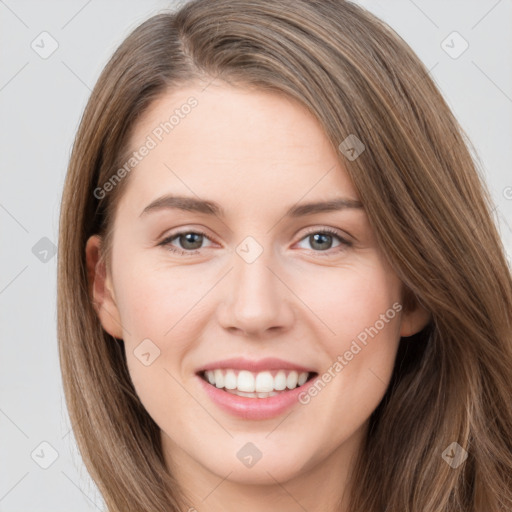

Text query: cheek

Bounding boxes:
[112,261,205,389]
[291,258,401,343]
[301,259,403,398]
[113,257,195,340]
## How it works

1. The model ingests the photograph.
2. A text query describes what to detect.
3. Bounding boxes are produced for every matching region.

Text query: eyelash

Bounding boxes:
[158,227,352,257]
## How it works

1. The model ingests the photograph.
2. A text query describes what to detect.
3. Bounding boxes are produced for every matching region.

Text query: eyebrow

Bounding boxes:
[139,194,363,218]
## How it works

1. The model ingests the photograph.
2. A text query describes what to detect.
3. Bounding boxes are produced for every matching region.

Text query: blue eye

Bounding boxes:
[158,227,351,257]
[296,227,351,255]
[158,229,212,256]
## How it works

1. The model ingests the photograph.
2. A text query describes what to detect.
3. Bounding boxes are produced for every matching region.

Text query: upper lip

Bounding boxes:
[197,357,317,374]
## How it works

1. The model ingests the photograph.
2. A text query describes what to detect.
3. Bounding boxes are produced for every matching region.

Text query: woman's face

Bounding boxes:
[86,81,428,495]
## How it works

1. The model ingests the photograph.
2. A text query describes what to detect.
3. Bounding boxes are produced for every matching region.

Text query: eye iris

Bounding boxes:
[179,232,203,250]
[310,233,332,251]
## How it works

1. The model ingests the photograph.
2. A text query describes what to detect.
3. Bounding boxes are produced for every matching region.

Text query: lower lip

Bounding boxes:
[196,373,318,420]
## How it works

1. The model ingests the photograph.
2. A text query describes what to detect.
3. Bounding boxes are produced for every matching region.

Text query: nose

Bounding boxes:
[216,244,295,338]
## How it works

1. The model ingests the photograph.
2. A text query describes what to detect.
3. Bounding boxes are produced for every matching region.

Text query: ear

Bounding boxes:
[85,235,124,339]
[399,297,431,337]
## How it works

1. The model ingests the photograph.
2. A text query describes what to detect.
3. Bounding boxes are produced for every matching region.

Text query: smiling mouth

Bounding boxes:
[198,369,318,398]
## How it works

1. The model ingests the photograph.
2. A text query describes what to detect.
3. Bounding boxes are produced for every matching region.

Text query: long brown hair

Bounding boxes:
[57,0,512,510]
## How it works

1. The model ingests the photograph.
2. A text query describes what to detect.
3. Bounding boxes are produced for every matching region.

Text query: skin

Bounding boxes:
[86,80,430,512]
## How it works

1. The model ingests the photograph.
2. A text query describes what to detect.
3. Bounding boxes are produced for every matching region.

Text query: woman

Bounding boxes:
[57,0,512,510]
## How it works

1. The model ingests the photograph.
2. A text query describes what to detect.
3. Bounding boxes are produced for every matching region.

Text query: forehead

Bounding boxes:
[118,81,360,218]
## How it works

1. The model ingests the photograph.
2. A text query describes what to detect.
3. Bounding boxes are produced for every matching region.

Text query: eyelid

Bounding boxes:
[297,225,353,244]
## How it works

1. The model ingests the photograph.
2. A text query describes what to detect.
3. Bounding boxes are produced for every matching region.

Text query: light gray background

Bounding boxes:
[1,1,511,510]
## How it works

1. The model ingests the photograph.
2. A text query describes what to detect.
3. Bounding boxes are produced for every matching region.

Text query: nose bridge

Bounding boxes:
[218,234,293,335]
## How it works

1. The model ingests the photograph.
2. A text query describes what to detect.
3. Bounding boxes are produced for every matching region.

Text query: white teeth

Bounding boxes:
[214,369,224,389]
[226,389,280,398]
[286,371,298,389]
[203,369,311,393]
[255,371,274,392]
[298,372,308,386]
[224,370,237,390]
[238,370,255,392]
[274,371,287,390]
